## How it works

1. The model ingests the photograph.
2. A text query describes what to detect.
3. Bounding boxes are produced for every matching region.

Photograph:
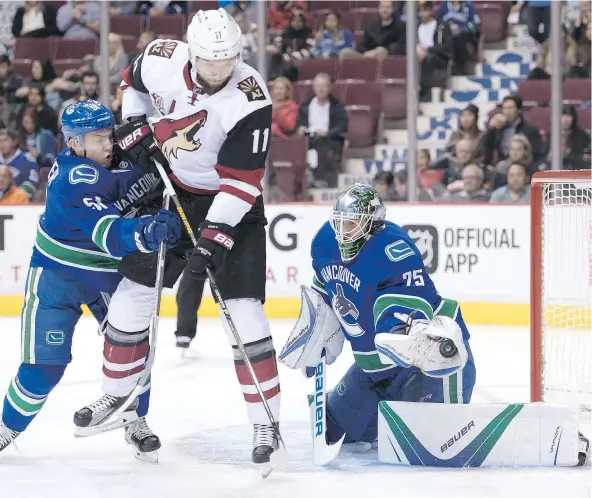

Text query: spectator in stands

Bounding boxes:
[226,1,257,24]
[234,11,258,67]
[527,26,577,79]
[15,60,61,110]
[417,148,445,197]
[445,104,484,160]
[0,129,39,200]
[373,171,396,201]
[525,0,551,45]
[57,1,100,40]
[18,108,58,170]
[24,85,58,136]
[296,73,348,188]
[352,0,406,61]
[271,77,298,138]
[482,95,543,166]
[0,165,29,205]
[489,162,531,203]
[313,10,356,60]
[111,86,124,123]
[93,33,129,85]
[136,1,187,16]
[569,14,591,78]
[268,1,309,34]
[544,103,592,170]
[109,1,137,16]
[59,71,100,119]
[436,0,480,74]
[0,55,24,114]
[135,31,157,58]
[12,1,59,38]
[392,169,433,202]
[417,2,453,102]
[429,137,474,189]
[492,134,533,190]
[269,10,314,80]
[449,163,490,202]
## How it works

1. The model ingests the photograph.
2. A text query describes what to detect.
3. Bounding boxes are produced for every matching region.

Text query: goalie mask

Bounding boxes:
[330,184,387,262]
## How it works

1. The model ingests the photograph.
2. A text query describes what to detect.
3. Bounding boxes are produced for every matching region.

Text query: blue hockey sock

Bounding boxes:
[135,375,151,418]
[2,363,66,432]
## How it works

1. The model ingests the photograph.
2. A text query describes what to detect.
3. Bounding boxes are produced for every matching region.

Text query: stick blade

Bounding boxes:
[313,433,345,465]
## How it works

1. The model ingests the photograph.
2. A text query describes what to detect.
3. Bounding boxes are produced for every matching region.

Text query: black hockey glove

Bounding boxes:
[187,221,235,280]
[114,119,169,171]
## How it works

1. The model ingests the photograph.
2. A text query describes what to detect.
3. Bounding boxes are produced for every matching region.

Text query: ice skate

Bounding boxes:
[0,422,19,453]
[73,394,138,437]
[175,335,192,357]
[125,416,161,463]
[252,424,279,478]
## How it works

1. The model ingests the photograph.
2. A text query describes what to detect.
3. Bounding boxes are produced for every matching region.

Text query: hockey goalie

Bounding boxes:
[279,184,590,468]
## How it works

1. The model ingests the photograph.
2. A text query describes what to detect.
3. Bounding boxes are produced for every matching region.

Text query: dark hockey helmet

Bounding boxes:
[330,184,386,262]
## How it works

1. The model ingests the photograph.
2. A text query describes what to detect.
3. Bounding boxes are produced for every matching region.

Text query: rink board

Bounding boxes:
[1,203,588,326]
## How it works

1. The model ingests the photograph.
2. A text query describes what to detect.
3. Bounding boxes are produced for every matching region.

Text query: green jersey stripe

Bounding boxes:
[373,294,434,327]
[92,215,119,254]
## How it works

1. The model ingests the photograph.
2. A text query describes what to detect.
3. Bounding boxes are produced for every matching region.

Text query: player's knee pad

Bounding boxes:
[3,363,67,432]
[108,278,155,332]
[222,299,280,423]
[102,321,149,397]
[326,363,381,442]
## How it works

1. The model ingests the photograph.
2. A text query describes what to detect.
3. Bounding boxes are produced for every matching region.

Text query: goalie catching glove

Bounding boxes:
[278,286,344,375]
[375,313,468,378]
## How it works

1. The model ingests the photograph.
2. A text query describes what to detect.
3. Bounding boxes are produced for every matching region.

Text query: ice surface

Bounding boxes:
[0,317,589,498]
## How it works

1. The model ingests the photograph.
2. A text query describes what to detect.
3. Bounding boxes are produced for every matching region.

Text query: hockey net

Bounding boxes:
[531,171,592,414]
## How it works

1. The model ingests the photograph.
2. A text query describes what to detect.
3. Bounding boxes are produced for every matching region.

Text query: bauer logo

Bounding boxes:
[402,225,439,274]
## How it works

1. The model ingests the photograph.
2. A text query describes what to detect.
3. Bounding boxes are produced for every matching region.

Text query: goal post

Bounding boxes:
[530,170,591,410]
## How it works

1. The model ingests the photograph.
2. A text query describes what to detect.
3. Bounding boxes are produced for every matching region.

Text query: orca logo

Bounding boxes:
[269,213,297,251]
[331,283,364,337]
[403,225,439,274]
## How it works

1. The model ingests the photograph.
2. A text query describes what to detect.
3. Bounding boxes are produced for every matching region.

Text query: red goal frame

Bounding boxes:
[530,170,591,402]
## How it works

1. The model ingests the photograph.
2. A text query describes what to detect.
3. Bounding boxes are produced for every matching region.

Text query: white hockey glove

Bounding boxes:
[375,313,468,378]
[279,286,345,373]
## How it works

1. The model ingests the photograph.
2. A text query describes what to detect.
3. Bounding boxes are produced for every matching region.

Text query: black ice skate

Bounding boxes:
[175,335,192,356]
[0,422,19,452]
[578,432,589,466]
[73,394,138,437]
[125,416,161,463]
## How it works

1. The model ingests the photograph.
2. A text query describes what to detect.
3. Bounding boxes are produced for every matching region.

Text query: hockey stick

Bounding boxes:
[85,192,170,435]
[151,160,288,473]
[313,352,345,465]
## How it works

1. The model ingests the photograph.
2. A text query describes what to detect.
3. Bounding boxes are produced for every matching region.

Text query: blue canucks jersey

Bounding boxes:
[311,221,470,382]
[30,148,159,292]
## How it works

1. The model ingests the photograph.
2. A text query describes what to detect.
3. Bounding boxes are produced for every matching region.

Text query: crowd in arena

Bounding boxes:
[0,0,590,207]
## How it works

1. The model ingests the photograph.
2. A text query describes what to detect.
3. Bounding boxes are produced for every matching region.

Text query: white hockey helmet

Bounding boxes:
[187,9,242,86]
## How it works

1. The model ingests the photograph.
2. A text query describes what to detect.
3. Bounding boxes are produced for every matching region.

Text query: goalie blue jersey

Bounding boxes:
[311,220,470,382]
[30,148,159,292]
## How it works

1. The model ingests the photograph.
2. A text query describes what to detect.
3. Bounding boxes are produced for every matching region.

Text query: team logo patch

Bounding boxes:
[46,330,65,345]
[69,165,99,185]
[148,40,178,58]
[403,225,439,274]
[331,283,364,337]
[237,76,266,102]
[153,109,208,162]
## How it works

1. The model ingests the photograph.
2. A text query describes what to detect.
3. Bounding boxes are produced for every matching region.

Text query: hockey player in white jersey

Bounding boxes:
[75,9,282,466]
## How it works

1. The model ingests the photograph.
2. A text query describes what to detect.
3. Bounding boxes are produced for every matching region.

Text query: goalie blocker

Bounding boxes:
[378,401,589,467]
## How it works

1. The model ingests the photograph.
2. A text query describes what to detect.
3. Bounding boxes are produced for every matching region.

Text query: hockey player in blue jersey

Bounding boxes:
[280,184,476,447]
[0,100,181,461]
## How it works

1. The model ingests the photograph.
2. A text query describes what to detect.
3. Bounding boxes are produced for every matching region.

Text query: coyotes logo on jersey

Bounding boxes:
[148,40,178,59]
[153,109,208,161]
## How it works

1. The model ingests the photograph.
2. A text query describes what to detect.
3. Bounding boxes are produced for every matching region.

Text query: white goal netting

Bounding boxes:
[540,179,592,412]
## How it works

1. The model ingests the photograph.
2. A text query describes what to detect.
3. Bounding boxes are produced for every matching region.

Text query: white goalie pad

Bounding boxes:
[378,401,581,467]
[279,286,344,369]
[375,314,468,377]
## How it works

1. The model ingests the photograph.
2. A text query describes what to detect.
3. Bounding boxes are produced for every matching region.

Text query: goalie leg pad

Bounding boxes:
[378,401,580,467]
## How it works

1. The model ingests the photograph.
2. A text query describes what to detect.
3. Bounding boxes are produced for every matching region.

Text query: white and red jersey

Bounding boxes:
[121,38,272,226]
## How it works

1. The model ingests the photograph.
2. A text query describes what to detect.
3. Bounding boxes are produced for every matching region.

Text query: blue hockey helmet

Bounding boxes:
[61,100,116,147]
